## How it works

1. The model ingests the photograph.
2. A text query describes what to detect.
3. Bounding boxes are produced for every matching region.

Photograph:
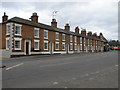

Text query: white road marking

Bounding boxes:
[64,87,68,88]
[5,63,23,71]
[115,65,118,67]
[53,82,58,85]
[40,62,73,68]
[89,78,94,80]
[95,71,99,74]
[85,74,89,76]
[72,77,76,80]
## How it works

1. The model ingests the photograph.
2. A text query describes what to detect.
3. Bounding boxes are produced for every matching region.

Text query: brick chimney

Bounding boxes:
[75,26,79,34]
[99,32,103,39]
[87,31,92,36]
[65,24,70,31]
[81,29,86,36]
[51,19,57,28]
[30,12,38,23]
[2,12,8,22]
[92,33,97,38]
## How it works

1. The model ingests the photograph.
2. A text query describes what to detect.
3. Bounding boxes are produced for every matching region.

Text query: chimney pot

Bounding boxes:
[65,23,70,31]
[30,12,38,23]
[2,12,8,22]
[51,19,57,27]
[81,29,86,35]
[75,26,79,34]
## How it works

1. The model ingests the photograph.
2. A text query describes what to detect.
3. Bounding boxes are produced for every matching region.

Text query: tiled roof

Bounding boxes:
[2,17,107,42]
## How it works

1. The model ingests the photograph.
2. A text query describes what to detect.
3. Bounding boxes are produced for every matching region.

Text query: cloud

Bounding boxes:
[0,0,118,40]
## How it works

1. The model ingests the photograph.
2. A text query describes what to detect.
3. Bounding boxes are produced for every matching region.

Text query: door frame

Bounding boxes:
[24,40,31,55]
[49,42,54,54]
[66,43,69,54]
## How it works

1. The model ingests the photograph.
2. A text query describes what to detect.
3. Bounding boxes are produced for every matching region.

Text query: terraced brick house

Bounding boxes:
[0,12,108,58]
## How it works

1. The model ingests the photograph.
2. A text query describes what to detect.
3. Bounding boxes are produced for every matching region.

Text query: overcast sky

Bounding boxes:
[0,0,118,40]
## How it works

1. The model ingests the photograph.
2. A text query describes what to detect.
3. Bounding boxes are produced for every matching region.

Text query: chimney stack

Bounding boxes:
[65,24,70,31]
[81,29,86,36]
[51,19,57,28]
[30,12,38,23]
[87,31,92,36]
[2,12,8,22]
[75,26,79,34]
[92,33,97,38]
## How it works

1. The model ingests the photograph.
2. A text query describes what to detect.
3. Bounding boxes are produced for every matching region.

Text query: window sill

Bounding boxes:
[14,34,22,36]
[34,36,39,38]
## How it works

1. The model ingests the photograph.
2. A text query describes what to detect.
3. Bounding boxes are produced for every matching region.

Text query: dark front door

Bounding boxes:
[26,42,29,55]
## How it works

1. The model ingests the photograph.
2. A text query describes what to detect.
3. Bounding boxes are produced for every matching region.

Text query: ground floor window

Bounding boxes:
[34,40,39,50]
[14,38,22,50]
[80,44,82,50]
[6,37,10,50]
[74,43,77,50]
[84,44,86,50]
[44,41,48,50]
[55,42,59,50]
[62,43,65,50]
[70,43,73,50]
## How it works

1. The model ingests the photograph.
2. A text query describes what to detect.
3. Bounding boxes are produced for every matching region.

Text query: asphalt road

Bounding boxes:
[2,51,118,88]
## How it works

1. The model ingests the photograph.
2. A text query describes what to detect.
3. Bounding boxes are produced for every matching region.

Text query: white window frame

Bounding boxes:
[62,42,65,50]
[14,23,22,36]
[44,30,48,39]
[6,37,10,50]
[56,32,59,40]
[44,40,48,50]
[6,23,11,35]
[80,44,82,50]
[14,38,22,50]
[70,35,73,42]
[74,36,77,42]
[55,42,59,50]
[34,40,40,50]
[70,43,73,50]
[84,38,86,44]
[62,34,65,41]
[80,37,82,44]
[74,43,77,50]
[34,28,39,38]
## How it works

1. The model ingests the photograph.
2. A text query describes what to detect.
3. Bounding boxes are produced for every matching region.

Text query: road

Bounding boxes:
[2,51,118,88]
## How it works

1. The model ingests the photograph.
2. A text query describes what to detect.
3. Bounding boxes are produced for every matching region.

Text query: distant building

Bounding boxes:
[0,12,108,58]
[108,40,120,50]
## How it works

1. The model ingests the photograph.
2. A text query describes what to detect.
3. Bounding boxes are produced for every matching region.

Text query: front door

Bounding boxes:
[26,42,29,55]
[66,44,69,54]
[50,42,54,54]
[25,40,31,55]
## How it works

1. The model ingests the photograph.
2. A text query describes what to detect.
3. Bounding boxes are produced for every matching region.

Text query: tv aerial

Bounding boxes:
[52,11,58,19]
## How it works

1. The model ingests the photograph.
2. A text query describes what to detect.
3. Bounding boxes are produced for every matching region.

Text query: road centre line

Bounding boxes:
[5,63,24,71]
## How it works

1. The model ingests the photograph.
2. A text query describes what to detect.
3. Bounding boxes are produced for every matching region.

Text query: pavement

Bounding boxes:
[2,51,119,88]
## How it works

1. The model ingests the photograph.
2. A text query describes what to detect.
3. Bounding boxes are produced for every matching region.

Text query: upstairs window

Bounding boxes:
[6,23,11,35]
[80,37,82,43]
[34,28,39,38]
[56,32,59,40]
[74,36,77,42]
[62,34,65,41]
[14,24,22,36]
[44,30,48,39]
